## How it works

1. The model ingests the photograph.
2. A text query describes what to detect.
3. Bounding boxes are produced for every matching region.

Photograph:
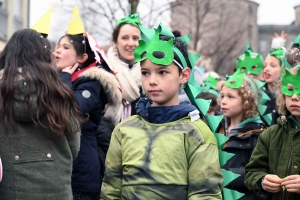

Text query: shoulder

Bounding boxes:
[188,118,217,146]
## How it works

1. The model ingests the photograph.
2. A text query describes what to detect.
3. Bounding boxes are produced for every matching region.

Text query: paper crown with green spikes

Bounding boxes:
[281,68,300,98]
[116,13,141,27]
[236,42,264,75]
[225,71,245,89]
[201,77,219,96]
[292,34,300,48]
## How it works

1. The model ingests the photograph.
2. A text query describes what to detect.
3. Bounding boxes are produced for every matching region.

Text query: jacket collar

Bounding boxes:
[136,97,198,124]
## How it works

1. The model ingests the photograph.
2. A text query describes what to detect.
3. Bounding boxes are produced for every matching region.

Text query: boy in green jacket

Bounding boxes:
[100,24,223,199]
[245,67,300,199]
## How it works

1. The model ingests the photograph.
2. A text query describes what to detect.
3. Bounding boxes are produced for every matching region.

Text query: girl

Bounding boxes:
[245,67,300,199]
[217,72,266,200]
[53,6,122,200]
[106,13,143,119]
[0,29,82,200]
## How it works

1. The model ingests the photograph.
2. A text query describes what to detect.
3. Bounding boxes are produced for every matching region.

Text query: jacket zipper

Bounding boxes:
[281,148,293,200]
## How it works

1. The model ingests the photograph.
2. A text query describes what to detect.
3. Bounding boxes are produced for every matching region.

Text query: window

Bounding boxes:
[14,0,21,16]
[0,0,6,9]
[259,40,268,53]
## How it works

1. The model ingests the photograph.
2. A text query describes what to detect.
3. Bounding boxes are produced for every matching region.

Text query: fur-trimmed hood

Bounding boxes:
[80,66,123,125]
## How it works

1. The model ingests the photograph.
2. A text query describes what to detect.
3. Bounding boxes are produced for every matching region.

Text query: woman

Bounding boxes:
[0,28,82,200]
[53,5,122,200]
[107,13,142,119]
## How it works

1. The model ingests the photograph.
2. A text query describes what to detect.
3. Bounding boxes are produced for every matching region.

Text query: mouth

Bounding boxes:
[149,90,161,94]
[221,108,228,111]
[290,105,300,109]
[55,56,61,61]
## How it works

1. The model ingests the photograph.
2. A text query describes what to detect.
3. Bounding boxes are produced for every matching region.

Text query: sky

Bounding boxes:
[29,0,300,44]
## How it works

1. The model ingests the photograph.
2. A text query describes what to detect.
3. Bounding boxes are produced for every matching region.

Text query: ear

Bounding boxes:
[180,68,191,84]
[77,53,88,64]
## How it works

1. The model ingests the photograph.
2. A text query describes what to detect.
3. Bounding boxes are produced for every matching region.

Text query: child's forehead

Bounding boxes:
[141,59,177,70]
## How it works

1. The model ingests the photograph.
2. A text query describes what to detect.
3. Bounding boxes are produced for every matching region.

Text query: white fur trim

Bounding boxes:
[271,38,286,49]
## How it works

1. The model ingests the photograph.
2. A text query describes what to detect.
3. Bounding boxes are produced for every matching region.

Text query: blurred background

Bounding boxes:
[0,0,299,75]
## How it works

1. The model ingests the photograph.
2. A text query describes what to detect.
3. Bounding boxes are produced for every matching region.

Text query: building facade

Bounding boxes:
[0,0,29,51]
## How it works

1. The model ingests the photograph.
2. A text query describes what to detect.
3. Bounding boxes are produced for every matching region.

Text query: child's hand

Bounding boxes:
[62,63,79,74]
[272,30,287,39]
[281,175,300,194]
[262,174,282,193]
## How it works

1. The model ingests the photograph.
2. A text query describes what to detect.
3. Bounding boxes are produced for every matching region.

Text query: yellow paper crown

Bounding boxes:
[67,5,85,35]
[31,6,53,35]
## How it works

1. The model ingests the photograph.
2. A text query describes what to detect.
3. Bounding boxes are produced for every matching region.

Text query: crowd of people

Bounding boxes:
[1,4,300,200]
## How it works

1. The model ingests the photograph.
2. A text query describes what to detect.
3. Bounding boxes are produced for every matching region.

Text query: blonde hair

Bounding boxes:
[219,76,259,120]
[276,91,286,115]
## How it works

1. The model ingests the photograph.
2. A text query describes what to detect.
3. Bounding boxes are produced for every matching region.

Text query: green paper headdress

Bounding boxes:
[292,34,300,48]
[281,68,300,98]
[201,75,219,96]
[269,48,285,60]
[225,72,245,89]
[236,42,264,75]
[116,13,141,27]
[134,23,192,70]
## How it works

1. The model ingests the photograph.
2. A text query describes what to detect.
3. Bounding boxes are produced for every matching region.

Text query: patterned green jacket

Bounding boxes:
[101,114,223,199]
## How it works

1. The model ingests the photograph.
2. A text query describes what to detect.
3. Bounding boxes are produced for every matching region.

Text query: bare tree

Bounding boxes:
[72,0,177,45]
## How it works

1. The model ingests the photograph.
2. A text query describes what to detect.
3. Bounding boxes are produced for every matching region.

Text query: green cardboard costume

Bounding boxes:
[116,13,141,27]
[281,68,300,98]
[236,42,264,75]
[134,23,244,199]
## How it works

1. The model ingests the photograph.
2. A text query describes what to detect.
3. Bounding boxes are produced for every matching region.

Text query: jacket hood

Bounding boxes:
[228,116,265,138]
[136,97,198,124]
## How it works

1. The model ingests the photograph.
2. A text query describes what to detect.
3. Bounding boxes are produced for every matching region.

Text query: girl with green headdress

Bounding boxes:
[216,72,266,200]
[245,67,300,199]
[106,13,143,119]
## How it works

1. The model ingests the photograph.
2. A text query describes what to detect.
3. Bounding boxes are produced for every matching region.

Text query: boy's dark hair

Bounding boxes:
[197,92,217,107]
[159,35,191,71]
[0,28,83,136]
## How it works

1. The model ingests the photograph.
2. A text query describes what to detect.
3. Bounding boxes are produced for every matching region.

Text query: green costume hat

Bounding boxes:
[116,13,141,27]
[135,23,244,200]
[281,68,300,98]
[236,42,264,75]
[292,34,300,48]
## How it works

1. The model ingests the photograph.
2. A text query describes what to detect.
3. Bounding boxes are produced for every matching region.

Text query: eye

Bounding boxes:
[287,83,294,91]
[159,70,167,75]
[133,36,140,40]
[252,65,258,70]
[141,71,149,76]
[122,36,128,40]
[241,67,246,72]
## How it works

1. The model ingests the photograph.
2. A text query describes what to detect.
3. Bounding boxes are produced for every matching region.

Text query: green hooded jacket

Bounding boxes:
[245,115,300,200]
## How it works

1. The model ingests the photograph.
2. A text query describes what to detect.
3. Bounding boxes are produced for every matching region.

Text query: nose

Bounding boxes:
[149,74,158,86]
[128,38,136,47]
[291,93,300,101]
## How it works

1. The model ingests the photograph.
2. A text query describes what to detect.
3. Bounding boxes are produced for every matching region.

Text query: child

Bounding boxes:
[53,6,122,200]
[0,13,82,200]
[217,72,266,200]
[100,25,223,199]
[245,67,300,199]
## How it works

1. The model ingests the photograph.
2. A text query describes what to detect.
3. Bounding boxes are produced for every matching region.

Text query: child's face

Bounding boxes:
[285,94,300,117]
[141,59,190,106]
[220,85,243,118]
[262,56,281,84]
[53,36,78,70]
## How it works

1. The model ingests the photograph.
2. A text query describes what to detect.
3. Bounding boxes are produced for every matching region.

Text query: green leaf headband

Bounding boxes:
[269,48,285,60]
[281,68,300,98]
[206,74,218,89]
[292,34,300,48]
[116,13,141,27]
[225,72,245,89]
[134,23,192,69]
[236,42,264,75]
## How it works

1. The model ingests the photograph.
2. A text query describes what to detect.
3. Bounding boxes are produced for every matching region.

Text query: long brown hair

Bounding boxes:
[0,28,83,136]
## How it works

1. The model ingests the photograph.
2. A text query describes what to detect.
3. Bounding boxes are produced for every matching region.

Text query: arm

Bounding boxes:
[244,129,271,199]
[100,127,123,200]
[73,79,102,116]
[187,122,223,200]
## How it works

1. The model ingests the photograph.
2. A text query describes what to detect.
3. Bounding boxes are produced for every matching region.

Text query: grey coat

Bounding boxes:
[0,79,80,200]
